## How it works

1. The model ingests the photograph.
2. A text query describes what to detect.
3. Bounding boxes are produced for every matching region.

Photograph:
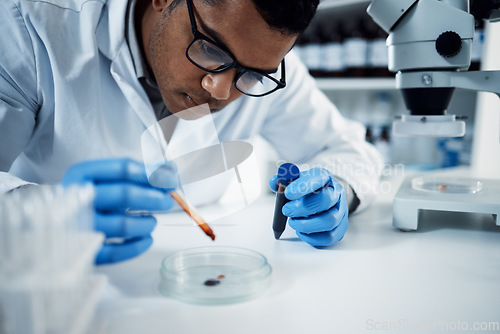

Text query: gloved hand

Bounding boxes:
[62,158,178,264]
[269,167,348,247]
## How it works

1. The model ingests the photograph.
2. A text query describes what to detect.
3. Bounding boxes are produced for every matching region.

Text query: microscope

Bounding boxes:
[367,0,500,230]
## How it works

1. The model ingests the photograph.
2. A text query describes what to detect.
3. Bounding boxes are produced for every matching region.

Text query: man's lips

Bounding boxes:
[184,93,221,113]
[183,93,199,108]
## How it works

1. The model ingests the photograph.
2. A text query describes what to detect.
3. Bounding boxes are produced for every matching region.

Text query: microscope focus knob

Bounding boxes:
[435,31,462,58]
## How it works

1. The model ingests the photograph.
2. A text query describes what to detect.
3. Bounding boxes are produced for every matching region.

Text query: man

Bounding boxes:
[0,0,383,264]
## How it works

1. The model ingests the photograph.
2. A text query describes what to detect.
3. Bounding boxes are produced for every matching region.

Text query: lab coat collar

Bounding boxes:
[97,0,158,129]
[110,43,158,129]
[96,0,128,61]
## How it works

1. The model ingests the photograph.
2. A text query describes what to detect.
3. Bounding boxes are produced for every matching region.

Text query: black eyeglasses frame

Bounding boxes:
[184,0,286,97]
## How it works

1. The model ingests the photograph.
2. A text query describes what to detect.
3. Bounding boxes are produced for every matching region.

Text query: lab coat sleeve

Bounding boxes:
[259,51,384,212]
[0,1,39,193]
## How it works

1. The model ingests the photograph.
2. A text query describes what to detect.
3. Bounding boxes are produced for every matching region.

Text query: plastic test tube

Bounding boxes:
[272,163,300,239]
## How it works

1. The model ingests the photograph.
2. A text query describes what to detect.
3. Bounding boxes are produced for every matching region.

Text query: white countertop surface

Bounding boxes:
[93,174,500,334]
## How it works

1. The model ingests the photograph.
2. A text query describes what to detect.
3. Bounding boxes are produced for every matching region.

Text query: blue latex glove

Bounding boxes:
[62,158,179,264]
[269,167,348,247]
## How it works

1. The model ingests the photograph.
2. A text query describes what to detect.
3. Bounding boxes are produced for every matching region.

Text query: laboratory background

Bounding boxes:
[1,0,500,333]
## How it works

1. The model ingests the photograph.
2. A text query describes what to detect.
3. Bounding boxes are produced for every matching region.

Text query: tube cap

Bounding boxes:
[277,163,300,186]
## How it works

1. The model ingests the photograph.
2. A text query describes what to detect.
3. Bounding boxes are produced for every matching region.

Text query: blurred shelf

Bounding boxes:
[315,78,396,90]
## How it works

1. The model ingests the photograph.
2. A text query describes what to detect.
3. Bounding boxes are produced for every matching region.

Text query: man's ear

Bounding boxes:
[151,0,171,13]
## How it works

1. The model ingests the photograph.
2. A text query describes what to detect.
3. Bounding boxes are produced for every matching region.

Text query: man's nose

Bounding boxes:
[201,70,236,100]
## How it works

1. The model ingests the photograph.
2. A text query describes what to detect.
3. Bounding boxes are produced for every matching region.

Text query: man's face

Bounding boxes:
[144,0,297,114]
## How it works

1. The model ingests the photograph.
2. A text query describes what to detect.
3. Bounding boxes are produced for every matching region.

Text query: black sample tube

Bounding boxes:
[272,163,300,239]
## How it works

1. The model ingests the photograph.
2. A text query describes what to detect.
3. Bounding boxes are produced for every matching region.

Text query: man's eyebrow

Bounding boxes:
[198,20,227,51]
[198,21,280,74]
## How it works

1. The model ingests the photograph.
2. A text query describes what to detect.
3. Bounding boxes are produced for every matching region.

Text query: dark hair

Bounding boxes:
[194,0,319,35]
[251,0,320,35]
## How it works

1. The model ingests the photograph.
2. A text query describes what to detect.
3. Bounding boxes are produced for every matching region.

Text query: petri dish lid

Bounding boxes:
[159,246,272,305]
[412,176,483,194]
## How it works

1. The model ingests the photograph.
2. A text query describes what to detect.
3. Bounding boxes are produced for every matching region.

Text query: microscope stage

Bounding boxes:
[393,174,500,230]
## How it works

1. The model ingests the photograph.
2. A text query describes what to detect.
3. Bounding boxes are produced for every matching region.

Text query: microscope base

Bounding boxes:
[393,175,500,230]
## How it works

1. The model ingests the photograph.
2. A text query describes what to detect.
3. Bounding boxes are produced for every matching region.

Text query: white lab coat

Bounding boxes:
[0,0,383,211]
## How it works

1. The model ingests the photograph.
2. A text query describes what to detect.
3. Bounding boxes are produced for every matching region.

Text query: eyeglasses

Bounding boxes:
[185,0,286,97]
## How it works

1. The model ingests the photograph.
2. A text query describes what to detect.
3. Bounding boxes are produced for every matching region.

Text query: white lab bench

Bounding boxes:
[93,173,500,334]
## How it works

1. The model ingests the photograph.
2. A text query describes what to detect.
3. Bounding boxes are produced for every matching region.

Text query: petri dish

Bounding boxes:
[412,176,483,194]
[159,246,272,305]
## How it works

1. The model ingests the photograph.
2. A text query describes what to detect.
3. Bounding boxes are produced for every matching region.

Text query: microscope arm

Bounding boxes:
[397,70,500,98]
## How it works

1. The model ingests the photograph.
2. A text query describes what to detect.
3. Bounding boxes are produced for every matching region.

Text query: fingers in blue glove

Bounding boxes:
[63,158,147,185]
[95,236,153,265]
[282,186,342,218]
[62,158,177,265]
[148,162,179,189]
[62,158,179,190]
[95,213,157,238]
[296,214,348,247]
[289,194,349,247]
[285,168,340,200]
[270,167,349,247]
[269,174,279,192]
[94,183,174,212]
[288,198,347,233]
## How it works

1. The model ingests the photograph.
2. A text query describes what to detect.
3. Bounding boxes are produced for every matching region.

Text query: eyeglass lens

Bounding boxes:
[187,38,282,96]
[188,39,233,71]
